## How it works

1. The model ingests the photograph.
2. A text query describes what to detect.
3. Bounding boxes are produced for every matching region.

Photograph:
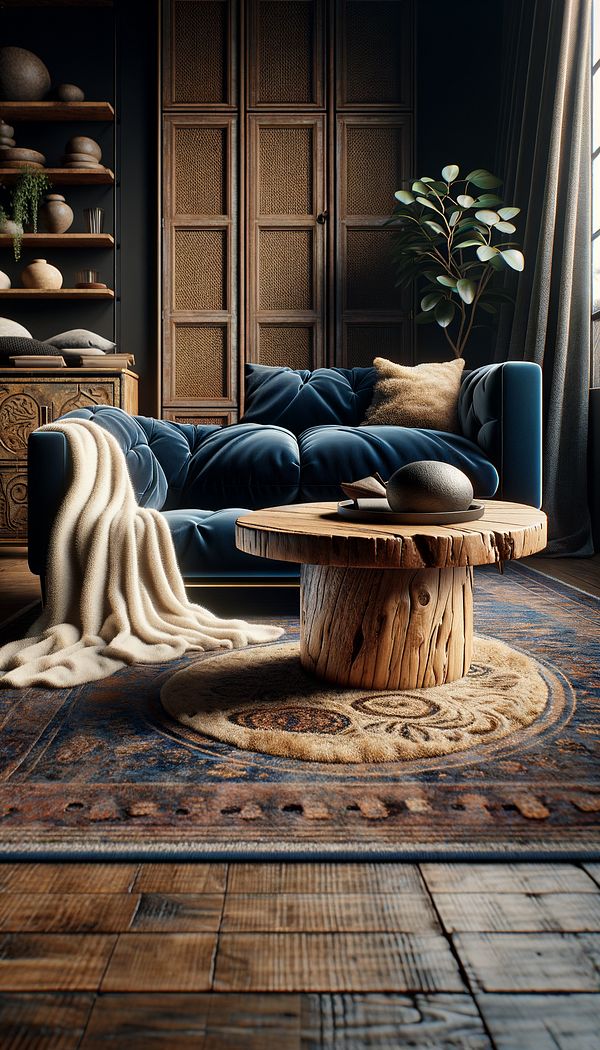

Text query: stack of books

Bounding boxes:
[78,353,135,369]
[9,355,66,368]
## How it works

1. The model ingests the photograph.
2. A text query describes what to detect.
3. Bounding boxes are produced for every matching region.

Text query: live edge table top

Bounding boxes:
[235,500,548,570]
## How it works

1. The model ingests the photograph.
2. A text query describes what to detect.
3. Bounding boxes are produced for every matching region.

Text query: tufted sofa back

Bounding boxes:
[61,407,301,511]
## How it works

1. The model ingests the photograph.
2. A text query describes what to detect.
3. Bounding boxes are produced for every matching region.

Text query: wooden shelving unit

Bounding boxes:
[0,101,115,121]
[0,233,114,248]
[0,288,114,299]
[0,168,114,185]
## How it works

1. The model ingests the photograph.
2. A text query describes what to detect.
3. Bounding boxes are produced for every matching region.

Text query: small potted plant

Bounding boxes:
[0,167,51,260]
[389,164,525,359]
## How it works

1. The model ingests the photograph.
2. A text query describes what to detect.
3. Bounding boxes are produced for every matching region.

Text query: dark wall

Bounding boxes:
[0,0,158,413]
[415,0,505,366]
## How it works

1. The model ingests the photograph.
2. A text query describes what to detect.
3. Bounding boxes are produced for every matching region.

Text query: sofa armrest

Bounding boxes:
[458,361,542,508]
[28,430,71,578]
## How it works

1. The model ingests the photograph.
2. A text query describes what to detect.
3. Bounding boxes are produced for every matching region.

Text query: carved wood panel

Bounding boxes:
[0,370,138,547]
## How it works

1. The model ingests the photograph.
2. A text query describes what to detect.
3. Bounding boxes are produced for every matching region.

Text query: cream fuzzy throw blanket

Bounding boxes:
[0,419,283,688]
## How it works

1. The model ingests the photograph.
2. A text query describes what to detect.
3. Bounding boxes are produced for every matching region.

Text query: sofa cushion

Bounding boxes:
[241,363,376,433]
[180,423,301,510]
[163,507,298,578]
[362,356,465,432]
[298,425,499,502]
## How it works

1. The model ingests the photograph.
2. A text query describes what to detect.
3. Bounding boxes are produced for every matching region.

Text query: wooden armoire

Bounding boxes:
[161,0,414,424]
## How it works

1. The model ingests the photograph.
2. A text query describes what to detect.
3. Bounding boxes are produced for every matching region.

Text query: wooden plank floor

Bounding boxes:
[0,555,599,1047]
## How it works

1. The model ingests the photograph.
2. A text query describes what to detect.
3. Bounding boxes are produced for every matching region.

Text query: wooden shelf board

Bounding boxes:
[0,102,114,121]
[0,233,114,248]
[0,288,114,299]
[0,168,114,185]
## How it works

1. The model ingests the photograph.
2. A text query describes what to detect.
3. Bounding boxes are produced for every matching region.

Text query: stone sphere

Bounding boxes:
[0,47,51,102]
[386,461,474,513]
[56,83,85,102]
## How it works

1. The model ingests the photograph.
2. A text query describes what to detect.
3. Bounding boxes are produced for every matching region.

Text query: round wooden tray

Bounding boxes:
[337,498,485,525]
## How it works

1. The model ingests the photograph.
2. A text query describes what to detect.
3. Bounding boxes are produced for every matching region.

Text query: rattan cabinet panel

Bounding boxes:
[161,0,415,411]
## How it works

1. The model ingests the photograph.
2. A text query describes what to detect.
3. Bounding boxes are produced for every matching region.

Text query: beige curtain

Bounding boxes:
[496,0,593,555]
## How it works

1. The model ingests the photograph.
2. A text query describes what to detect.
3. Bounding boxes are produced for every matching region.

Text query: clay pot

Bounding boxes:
[0,271,11,289]
[56,83,85,102]
[21,258,63,290]
[0,47,50,102]
[39,194,74,234]
[64,135,101,161]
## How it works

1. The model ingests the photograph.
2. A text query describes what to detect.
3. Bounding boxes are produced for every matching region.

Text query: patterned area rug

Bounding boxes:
[0,564,598,860]
[160,637,552,763]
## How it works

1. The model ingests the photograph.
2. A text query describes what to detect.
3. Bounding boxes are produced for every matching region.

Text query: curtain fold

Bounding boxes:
[495,0,593,555]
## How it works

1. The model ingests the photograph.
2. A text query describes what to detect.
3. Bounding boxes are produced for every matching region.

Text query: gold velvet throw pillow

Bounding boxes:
[362,356,466,432]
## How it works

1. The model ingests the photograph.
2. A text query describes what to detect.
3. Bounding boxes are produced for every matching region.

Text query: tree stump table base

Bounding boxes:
[236,500,547,694]
[300,563,474,690]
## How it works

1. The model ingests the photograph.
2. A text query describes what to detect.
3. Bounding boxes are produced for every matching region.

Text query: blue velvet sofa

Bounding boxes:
[28,361,542,587]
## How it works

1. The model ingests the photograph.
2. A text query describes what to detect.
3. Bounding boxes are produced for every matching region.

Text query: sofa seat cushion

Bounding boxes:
[298,425,499,502]
[180,423,301,511]
[241,363,377,433]
[163,507,298,579]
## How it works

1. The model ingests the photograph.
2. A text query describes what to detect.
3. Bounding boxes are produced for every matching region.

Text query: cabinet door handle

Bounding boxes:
[316,211,328,224]
[40,406,49,426]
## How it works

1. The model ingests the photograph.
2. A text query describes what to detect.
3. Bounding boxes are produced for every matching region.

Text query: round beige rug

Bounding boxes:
[159,637,550,763]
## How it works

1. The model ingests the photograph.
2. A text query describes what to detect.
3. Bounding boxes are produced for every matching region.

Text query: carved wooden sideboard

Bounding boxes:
[0,367,138,550]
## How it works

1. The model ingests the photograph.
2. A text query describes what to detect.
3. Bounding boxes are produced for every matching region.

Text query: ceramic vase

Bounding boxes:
[0,271,11,289]
[39,194,74,234]
[21,258,63,290]
[0,47,50,102]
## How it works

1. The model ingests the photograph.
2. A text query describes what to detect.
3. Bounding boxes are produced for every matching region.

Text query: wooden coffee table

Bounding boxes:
[236,500,547,691]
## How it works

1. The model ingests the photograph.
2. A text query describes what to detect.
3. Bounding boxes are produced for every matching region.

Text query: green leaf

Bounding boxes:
[456,194,475,207]
[435,300,455,327]
[449,210,460,226]
[473,194,504,207]
[476,245,498,262]
[420,176,435,183]
[412,181,430,194]
[466,169,503,189]
[500,248,525,271]
[421,291,443,311]
[478,302,498,315]
[436,274,458,287]
[475,209,500,226]
[395,189,416,205]
[494,220,516,234]
[424,220,445,235]
[442,163,460,182]
[457,278,476,304]
[415,310,437,324]
[498,206,520,220]
[416,196,441,213]
[454,238,484,249]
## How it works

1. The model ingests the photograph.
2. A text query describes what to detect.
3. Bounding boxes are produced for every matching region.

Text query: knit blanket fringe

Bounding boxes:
[0,419,284,688]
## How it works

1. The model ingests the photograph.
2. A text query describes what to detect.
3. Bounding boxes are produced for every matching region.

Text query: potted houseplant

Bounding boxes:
[389,164,525,359]
[0,166,51,260]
